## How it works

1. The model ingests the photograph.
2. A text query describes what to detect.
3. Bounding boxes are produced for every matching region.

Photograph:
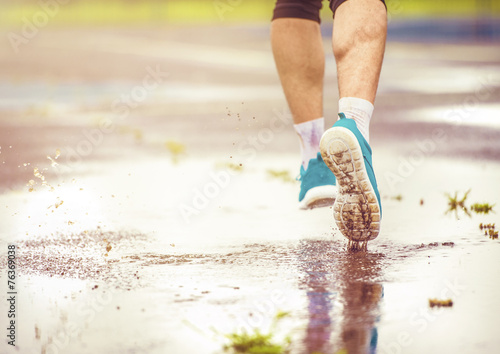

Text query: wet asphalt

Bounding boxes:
[1,21,500,354]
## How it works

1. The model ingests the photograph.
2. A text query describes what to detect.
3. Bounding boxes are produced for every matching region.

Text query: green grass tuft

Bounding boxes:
[224,330,289,354]
[164,140,186,164]
[267,170,295,184]
[480,223,499,239]
[224,311,291,354]
[445,189,471,217]
[471,203,495,214]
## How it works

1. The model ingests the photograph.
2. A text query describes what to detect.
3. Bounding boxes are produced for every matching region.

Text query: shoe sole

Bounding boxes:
[320,127,380,242]
[299,185,337,210]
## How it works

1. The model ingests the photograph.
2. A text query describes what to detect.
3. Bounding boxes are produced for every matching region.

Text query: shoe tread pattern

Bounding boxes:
[321,127,380,241]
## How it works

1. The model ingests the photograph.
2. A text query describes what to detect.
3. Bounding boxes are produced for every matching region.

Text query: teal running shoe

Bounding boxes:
[298,152,337,209]
[320,113,381,243]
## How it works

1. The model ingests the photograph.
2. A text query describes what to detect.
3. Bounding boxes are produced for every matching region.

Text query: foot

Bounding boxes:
[298,152,337,209]
[320,113,382,244]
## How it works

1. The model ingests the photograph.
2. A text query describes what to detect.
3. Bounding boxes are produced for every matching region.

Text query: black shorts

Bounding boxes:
[272,0,386,23]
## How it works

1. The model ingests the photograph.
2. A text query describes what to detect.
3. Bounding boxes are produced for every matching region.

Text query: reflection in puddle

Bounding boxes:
[297,240,383,353]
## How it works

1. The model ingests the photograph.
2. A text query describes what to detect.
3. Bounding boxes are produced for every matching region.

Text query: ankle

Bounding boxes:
[294,117,324,169]
[338,97,373,143]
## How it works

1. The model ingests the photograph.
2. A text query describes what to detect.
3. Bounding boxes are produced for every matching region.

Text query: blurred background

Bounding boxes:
[1,0,500,25]
[1,0,499,39]
[0,0,499,189]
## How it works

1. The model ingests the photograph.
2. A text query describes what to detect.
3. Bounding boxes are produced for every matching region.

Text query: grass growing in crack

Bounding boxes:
[445,189,471,218]
[224,331,288,354]
[216,161,243,172]
[267,170,295,184]
[471,203,495,214]
[480,223,498,239]
[224,311,291,354]
[429,298,453,308]
[164,140,186,163]
[486,229,499,239]
[479,223,495,230]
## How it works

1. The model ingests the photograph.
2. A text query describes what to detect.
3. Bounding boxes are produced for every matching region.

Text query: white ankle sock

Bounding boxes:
[294,117,324,170]
[338,97,374,143]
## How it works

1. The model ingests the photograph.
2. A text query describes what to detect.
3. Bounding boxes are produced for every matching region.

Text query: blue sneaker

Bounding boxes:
[298,152,337,209]
[320,113,382,242]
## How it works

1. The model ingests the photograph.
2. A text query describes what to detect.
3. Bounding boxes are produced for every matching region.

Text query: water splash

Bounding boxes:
[46,149,61,167]
[347,239,368,252]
